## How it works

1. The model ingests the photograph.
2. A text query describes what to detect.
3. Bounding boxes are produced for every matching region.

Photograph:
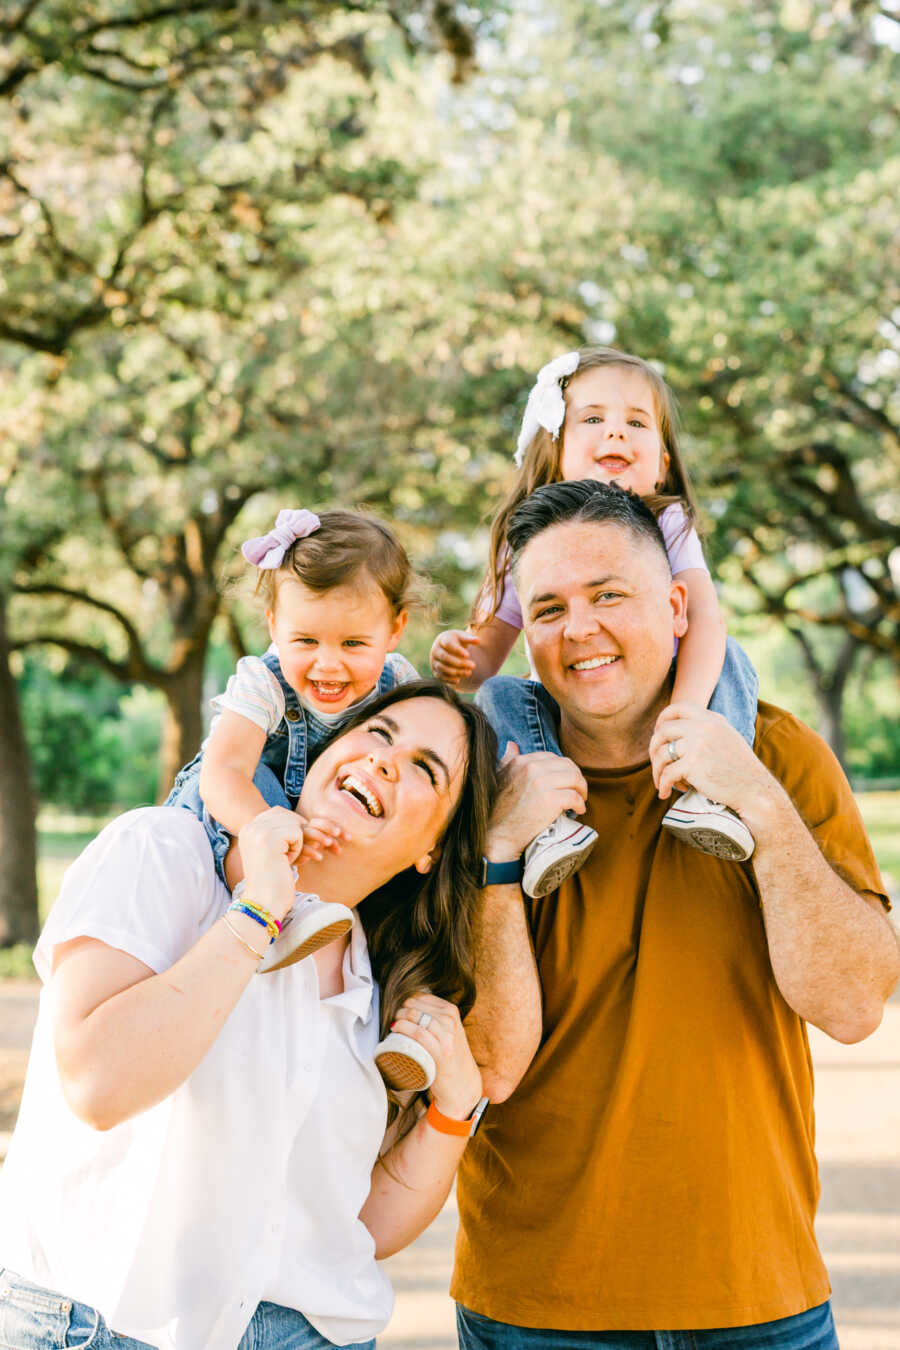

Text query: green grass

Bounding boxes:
[0,813,110,979]
[855,792,900,896]
[38,827,105,923]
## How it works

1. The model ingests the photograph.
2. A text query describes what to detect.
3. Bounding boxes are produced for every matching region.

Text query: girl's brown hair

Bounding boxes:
[473,346,701,625]
[254,509,419,615]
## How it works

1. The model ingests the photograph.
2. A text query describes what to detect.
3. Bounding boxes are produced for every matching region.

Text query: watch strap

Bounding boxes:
[480,857,523,887]
[425,1096,489,1139]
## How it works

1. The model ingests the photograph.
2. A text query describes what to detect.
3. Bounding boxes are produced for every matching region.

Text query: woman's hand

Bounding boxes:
[430,628,480,686]
[391,993,483,1119]
[237,808,306,923]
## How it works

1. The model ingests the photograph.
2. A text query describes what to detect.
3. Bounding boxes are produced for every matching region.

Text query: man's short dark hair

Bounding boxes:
[507,480,671,575]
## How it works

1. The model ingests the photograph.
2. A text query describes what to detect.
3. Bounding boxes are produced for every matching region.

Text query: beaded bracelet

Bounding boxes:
[242,898,283,934]
[228,899,281,942]
[223,915,265,963]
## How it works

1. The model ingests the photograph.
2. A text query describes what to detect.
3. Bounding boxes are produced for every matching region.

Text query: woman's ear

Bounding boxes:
[413,847,438,875]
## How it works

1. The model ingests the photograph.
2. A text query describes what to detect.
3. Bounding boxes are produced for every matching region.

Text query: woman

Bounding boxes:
[0,681,498,1350]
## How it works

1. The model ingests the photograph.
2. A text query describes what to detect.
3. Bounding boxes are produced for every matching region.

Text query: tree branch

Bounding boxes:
[9,633,136,683]
[14,582,149,672]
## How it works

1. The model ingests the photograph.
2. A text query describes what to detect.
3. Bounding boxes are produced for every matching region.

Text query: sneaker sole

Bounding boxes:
[526,834,598,898]
[257,918,353,974]
[662,818,753,862]
[375,1051,434,1092]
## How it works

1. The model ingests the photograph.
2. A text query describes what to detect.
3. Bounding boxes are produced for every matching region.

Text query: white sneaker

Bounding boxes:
[661,789,755,862]
[257,894,353,974]
[521,814,598,899]
[374,1032,436,1092]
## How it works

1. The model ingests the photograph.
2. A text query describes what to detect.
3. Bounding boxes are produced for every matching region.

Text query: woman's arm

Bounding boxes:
[52,809,302,1131]
[670,568,727,709]
[429,616,520,691]
[360,995,483,1258]
[197,710,269,836]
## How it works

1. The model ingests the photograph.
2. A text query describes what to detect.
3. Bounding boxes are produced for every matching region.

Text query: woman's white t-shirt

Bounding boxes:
[0,808,392,1350]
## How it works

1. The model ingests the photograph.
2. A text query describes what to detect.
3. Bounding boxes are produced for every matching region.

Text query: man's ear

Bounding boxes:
[670,579,689,639]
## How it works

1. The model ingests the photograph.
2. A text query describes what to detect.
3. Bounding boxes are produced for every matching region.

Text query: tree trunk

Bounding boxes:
[0,592,40,945]
[814,680,848,769]
[790,628,859,772]
[156,656,207,801]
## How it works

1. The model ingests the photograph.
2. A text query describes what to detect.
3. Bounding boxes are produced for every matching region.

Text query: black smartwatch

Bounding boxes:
[480,857,524,887]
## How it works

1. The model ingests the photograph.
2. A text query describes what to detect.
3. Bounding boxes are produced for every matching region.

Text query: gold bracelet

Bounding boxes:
[223,915,264,963]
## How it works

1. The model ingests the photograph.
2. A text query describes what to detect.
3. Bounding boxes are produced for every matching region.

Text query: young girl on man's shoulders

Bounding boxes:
[431,346,759,898]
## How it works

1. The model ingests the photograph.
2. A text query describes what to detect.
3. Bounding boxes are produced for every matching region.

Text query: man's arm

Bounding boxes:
[651,703,900,1044]
[464,746,589,1100]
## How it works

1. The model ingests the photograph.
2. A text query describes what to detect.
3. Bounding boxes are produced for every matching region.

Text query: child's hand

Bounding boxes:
[391,993,483,1122]
[430,628,480,685]
[295,813,351,866]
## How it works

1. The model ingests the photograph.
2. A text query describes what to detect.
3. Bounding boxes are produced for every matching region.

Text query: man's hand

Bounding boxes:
[484,743,589,862]
[649,703,776,831]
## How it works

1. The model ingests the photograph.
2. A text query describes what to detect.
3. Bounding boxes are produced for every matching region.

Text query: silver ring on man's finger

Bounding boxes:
[666,740,681,763]
[417,1012,433,1030]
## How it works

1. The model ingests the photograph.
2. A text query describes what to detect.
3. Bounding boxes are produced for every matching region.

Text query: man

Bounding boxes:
[456,480,898,1350]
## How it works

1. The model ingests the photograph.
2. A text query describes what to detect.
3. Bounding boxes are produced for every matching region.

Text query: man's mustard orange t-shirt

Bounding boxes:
[452,704,888,1332]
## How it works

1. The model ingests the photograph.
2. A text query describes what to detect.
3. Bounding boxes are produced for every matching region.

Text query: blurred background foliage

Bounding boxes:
[1,0,898,944]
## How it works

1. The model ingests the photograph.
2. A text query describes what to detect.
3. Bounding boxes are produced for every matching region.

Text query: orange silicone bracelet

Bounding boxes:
[425,1099,474,1137]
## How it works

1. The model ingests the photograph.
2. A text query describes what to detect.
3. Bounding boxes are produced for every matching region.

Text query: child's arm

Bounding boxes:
[671,568,727,709]
[430,615,520,691]
[198,711,269,836]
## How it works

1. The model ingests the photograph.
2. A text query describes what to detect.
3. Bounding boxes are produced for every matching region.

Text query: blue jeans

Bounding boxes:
[0,1268,375,1349]
[166,761,293,883]
[456,1300,839,1350]
[476,637,759,762]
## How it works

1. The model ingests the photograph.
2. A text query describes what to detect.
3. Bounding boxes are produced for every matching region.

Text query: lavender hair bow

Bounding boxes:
[241,508,321,569]
[514,350,581,467]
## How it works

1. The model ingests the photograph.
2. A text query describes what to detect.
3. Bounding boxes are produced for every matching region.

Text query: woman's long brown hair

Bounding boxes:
[341,680,499,1137]
[473,345,702,625]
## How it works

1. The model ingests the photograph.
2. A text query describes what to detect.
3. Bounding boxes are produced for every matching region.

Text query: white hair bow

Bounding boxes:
[514,350,581,466]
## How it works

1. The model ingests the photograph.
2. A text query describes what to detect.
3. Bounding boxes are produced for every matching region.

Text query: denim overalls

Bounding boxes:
[165,648,403,883]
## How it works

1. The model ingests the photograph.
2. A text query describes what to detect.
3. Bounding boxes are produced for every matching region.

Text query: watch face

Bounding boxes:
[469,1096,490,1137]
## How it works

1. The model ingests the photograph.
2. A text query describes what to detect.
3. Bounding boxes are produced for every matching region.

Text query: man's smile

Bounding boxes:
[570,654,621,672]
